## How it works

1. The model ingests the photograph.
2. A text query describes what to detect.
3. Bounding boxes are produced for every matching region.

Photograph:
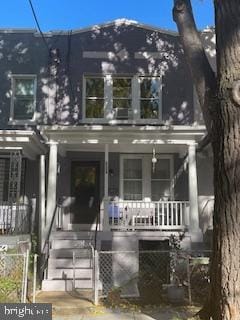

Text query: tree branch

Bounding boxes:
[173,0,217,136]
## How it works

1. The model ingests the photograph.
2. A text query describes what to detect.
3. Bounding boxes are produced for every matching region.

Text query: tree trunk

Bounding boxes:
[173,1,240,319]
[210,1,240,319]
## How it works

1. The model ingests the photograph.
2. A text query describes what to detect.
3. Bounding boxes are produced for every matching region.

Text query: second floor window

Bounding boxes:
[113,78,132,119]
[11,75,36,121]
[85,78,104,118]
[83,75,161,121]
[140,78,161,119]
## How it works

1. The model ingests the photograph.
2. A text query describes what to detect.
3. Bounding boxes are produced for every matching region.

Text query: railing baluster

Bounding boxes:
[179,202,182,226]
[167,202,169,226]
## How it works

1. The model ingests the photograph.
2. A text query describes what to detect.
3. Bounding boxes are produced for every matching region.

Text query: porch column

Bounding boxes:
[46,142,58,236]
[39,155,46,251]
[103,144,110,230]
[188,144,202,242]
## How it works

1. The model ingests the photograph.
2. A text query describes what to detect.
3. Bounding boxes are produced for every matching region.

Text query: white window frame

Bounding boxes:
[137,76,162,123]
[82,75,162,124]
[9,74,37,125]
[120,154,174,202]
[112,77,133,120]
[82,76,106,122]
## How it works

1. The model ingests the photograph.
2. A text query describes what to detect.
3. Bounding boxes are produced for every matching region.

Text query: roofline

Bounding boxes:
[0,19,179,37]
[0,28,37,34]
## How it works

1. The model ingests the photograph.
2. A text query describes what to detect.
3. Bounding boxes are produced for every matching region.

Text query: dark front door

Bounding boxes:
[71,161,100,224]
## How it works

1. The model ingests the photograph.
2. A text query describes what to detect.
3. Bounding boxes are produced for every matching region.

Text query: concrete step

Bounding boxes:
[51,239,93,249]
[41,279,94,291]
[51,231,94,240]
[49,248,92,259]
[47,268,92,279]
[48,258,92,269]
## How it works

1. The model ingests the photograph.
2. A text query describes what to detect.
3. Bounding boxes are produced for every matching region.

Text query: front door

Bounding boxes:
[71,161,100,225]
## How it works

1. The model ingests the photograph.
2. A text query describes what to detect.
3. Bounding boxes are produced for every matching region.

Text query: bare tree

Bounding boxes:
[173,1,240,319]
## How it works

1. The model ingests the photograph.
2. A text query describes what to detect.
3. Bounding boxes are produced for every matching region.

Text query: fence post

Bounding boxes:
[94,250,99,305]
[187,255,192,305]
[32,254,38,303]
[73,251,76,290]
[23,249,29,303]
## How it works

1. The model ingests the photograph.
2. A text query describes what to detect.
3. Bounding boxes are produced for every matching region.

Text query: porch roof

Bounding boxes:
[40,125,206,145]
[0,130,47,159]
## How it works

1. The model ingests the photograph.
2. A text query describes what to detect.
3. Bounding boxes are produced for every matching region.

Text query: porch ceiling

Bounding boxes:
[0,130,46,159]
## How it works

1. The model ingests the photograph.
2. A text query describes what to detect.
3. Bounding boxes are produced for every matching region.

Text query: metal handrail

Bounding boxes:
[200,197,214,217]
[40,203,61,279]
[72,243,95,291]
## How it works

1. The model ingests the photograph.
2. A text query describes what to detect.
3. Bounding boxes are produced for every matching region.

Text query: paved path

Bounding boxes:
[36,291,197,320]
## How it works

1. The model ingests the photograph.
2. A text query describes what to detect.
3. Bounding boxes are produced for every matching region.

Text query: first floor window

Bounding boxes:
[11,76,36,121]
[123,158,142,200]
[85,78,104,118]
[121,155,172,201]
[151,158,171,201]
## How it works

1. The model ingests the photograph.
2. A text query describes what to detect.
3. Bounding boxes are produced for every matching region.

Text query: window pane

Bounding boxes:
[140,100,159,119]
[140,79,159,99]
[14,98,34,120]
[15,79,34,96]
[124,159,142,179]
[151,181,171,201]
[86,78,104,97]
[113,79,131,98]
[86,99,104,118]
[113,99,131,109]
[124,181,142,200]
[152,159,171,179]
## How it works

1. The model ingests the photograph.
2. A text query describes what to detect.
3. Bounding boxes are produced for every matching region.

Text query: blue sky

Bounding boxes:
[0,0,214,32]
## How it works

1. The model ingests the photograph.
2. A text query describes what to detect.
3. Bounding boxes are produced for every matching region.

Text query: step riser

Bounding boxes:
[48,258,92,268]
[47,269,92,279]
[51,231,94,240]
[42,279,95,291]
[49,249,92,259]
[51,240,93,249]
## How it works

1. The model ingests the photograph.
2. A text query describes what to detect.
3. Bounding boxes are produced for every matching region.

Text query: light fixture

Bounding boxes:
[152,147,157,172]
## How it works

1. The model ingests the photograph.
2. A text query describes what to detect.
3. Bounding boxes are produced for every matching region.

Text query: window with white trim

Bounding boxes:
[113,78,132,119]
[11,75,36,121]
[123,158,142,200]
[120,155,173,201]
[139,77,161,119]
[151,159,172,201]
[83,75,161,121]
[85,78,104,118]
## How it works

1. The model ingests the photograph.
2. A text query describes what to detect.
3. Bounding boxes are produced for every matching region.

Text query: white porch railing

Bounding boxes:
[0,203,30,235]
[106,200,190,230]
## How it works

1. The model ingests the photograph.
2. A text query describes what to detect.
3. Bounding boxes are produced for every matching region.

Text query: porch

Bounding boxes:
[40,125,207,244]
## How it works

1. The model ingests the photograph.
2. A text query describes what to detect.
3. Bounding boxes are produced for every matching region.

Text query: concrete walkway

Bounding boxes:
[36,291,198,320]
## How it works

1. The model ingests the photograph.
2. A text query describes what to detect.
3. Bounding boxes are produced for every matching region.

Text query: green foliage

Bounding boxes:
[0,269,22,302]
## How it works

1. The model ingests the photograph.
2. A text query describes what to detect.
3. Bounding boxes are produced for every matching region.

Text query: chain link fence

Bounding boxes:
[95,250,211,305]
[0,252,29,303]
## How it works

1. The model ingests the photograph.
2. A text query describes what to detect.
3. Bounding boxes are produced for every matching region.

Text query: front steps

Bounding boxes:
[42,231,95,291]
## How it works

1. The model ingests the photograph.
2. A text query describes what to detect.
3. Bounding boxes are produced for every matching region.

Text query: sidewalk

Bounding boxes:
[36,291,198,320]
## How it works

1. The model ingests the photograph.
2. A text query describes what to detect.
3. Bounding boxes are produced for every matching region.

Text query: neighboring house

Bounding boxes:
[0,19,215,291]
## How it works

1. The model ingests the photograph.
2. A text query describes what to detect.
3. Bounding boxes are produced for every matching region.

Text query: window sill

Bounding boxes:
[8,119,36,126]
[81,118,164,125]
